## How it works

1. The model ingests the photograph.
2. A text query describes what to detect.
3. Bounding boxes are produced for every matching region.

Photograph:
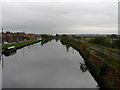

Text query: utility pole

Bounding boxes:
[2,28,3,44]
[2,28,3,32]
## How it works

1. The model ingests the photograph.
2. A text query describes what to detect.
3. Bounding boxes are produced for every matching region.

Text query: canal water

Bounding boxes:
[2,40,98,88]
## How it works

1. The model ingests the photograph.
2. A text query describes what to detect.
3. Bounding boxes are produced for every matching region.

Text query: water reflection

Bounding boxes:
[41,39,53,46]
[23,47,25,56]
[3,51,17,57]
[55,38,59,42]
[1,55,3,69]
[0,55,3,68]
[72,48,74,54]
[79,63,88,73]
[66,45,70,52]
[3,40,98,88]
[0,55,2,90]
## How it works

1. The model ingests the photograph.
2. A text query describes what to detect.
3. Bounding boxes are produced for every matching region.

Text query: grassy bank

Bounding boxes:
[60,35,120,89]
[1,39,41,52]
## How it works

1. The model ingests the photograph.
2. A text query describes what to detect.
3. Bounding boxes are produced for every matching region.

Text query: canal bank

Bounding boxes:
[60,35,119,90]
[1,39,41,54]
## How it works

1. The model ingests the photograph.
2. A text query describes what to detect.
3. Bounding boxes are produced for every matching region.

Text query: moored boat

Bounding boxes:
[3,46,16,54]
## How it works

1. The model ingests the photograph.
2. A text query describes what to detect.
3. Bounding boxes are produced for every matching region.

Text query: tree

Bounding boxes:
[90,37,111,47]
[110,34,117,38]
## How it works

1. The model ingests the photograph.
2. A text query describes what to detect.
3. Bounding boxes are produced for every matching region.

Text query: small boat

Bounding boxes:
[3,46,16,54]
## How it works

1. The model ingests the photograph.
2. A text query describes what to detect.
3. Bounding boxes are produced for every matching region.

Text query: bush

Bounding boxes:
[90,37,111,47]
[112,39,120,49]
[100,62,108,75]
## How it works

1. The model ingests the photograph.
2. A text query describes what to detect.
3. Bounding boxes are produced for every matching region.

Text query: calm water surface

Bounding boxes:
[2,40,98,88]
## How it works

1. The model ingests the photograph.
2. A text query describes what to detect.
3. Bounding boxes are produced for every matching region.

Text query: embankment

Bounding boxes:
[2,39,41,52]
[60,35,120,90]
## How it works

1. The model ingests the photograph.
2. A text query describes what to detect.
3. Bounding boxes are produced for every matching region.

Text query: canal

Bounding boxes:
[2,40,98,88]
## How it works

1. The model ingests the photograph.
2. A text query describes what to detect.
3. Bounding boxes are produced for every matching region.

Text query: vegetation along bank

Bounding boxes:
[60,35,120,90]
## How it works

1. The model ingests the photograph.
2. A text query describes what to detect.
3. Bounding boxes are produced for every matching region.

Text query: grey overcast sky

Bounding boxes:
[2,0,119,34]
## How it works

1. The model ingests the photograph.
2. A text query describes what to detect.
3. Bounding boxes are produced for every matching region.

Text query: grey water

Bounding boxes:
[2,40,98,88]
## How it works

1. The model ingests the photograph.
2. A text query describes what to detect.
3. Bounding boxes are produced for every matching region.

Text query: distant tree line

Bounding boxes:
[90,37,120,49]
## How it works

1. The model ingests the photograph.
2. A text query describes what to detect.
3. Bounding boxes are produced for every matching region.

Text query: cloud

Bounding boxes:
[3,0,119,3]
[2,1,118,34]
